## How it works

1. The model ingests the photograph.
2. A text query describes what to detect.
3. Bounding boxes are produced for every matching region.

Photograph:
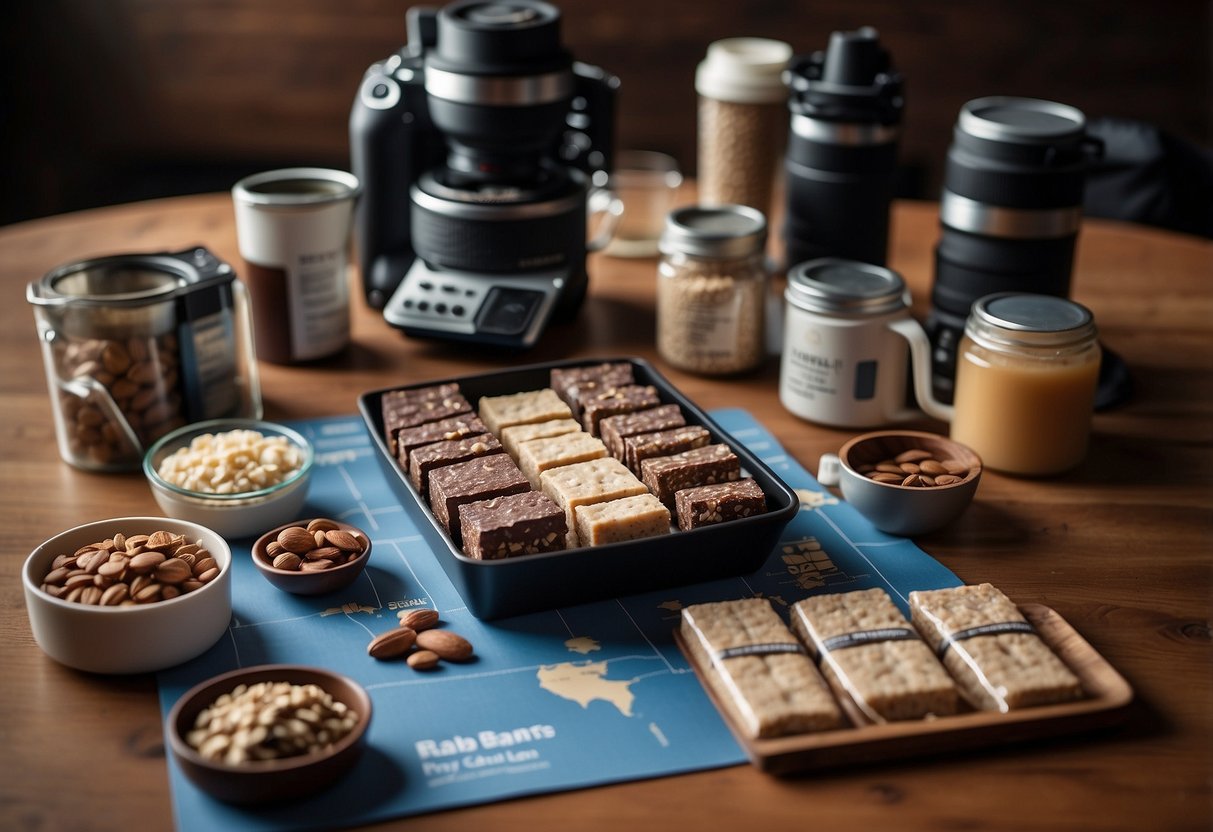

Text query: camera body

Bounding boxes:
[350,2,617,348]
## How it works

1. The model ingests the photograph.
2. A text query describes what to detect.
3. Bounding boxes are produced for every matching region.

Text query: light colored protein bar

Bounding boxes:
[499,418,582,460]
[574,493,670,546]
[539,457,647,548]
[517,431,608,487]
[909,583,1084,712]
[477,389,572,435]
[681,598,844,739]
[790,588,959,723]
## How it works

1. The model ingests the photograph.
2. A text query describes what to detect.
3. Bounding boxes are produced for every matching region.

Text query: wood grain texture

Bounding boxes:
[0,195,1210,831]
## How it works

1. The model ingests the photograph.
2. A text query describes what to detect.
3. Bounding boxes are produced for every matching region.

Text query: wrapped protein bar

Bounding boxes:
[909,583,1084,712]
[681,598,843,739]
[791,588,959,723]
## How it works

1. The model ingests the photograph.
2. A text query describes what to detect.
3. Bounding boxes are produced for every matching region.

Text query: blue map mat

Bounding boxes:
[157,409,961,830]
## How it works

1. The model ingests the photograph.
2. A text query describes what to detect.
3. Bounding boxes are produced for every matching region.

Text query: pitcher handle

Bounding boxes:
[887,316,956,423]
[586,187,624,253]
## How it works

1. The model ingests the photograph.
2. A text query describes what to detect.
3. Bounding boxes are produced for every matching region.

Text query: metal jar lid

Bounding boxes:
[659,205,768,259]
[784,257,909,316]
[965,292,1097,350]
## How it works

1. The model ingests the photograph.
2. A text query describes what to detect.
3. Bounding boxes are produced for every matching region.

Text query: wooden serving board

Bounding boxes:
[673,604,1134,775]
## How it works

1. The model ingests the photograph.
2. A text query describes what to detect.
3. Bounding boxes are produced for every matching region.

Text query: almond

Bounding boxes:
[415,629,473,662]
[272,552,302,571]
[397,609,440,631]
[155,558,193,584]
[324,530,363,552]
[407,650,441,671]
[128,551,166,574]
[306,518,341,533]
[368,627,417,659]
[277,526,317,554]
[146,531,176,551]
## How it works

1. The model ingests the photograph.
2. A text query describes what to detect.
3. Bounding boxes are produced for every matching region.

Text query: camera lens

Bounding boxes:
[424,1,574,184]
[783,28,904,269]
[926,96,1102,402]
[410,166,587,278]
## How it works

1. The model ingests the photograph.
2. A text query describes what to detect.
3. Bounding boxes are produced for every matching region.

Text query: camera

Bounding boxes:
[783,27,904,269]
[350,1,618,348]
[925,96,1103,402]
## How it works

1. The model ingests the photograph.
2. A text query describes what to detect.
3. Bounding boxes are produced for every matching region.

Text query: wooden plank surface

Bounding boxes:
[0,195,1210,831]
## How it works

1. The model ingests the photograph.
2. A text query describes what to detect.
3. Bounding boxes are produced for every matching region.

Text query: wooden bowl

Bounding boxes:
[251,519,371,596]
[166,664,372,804]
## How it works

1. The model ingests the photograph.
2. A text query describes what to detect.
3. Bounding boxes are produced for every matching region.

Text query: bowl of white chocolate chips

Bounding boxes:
[143,419,314,539]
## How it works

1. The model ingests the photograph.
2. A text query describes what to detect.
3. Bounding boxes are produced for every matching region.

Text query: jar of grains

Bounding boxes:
[656,205,769,375]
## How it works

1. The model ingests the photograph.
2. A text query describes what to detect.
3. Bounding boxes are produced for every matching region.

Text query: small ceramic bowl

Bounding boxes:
[167,664,372,804]
[833,430,982,536]
[251,519,372,596]
[143,418,314,539]
[22,516,232,674]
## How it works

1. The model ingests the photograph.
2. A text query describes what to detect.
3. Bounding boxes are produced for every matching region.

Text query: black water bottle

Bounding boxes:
[783,27,904,269]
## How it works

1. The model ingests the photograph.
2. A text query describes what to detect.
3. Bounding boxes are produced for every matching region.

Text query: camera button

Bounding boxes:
[417,301,430,312]
[435,303,448,315]
[452,305,466,317]
[419,280,434,291]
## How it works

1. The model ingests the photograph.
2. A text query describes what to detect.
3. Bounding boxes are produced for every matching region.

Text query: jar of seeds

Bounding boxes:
[696,38,792,217]
[657,205,768,375]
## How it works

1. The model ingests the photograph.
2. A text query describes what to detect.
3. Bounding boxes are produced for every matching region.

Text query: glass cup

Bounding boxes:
[603,151,683,258]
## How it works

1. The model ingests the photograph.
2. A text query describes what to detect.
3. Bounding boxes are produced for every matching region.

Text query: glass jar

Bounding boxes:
[656,205,768,375]
[950,293,1100,476]
[27,247,262,472]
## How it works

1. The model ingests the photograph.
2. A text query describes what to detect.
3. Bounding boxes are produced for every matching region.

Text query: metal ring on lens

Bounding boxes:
[941,191,1082,239]
[412,176,583,222]
[790,114,898,146]
[958,96,1086,144]
[424,66,573,106]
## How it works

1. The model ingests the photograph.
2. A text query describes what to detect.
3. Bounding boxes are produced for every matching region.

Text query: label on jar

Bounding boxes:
[658,271,764,374]
[289,251,350,361]
[179,310,240,420]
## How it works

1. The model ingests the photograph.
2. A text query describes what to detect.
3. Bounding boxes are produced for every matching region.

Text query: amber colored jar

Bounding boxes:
[950,293,1100,476]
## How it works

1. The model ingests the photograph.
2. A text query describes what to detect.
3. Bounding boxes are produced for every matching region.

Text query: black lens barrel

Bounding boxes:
[926,96,1101,402]
[783,27,904,268]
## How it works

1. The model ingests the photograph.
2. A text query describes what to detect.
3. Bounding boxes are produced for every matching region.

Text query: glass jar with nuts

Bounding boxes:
[656,205,769,376]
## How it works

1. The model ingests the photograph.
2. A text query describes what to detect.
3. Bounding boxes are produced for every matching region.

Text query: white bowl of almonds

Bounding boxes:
[143,419,314,539]
[22,516,232,674]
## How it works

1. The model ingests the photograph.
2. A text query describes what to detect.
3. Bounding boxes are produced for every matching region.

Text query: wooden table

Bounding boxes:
[2,195,1210,831]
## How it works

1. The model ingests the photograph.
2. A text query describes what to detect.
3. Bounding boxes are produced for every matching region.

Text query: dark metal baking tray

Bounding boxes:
[357,357,799,619]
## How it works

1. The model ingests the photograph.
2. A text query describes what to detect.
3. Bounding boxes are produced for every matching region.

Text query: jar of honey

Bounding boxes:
[949,293,1100,476]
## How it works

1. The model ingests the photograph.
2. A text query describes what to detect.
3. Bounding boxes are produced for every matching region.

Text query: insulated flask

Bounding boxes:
[783,27,903,269]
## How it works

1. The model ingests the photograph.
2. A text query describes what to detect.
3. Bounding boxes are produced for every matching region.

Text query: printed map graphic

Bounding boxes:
[158,409,960,832]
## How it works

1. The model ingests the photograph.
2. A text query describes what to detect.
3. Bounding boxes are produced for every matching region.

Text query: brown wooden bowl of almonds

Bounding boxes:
[835,431,982,537]
[166,664,372,804]
[251,518,371,596]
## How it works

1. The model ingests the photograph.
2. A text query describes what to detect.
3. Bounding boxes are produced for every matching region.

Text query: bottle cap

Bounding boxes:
[696,38,793,104]
[660,205,767,258]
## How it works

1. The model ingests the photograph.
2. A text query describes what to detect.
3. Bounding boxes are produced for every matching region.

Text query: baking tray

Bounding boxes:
[673,603,1134,774]
[357,357,799,619]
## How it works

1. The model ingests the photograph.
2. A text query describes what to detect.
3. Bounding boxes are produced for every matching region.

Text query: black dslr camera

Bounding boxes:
[350,1,618,348]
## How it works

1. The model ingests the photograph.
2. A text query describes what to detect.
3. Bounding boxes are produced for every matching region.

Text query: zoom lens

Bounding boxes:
[783,27,904,269]
[926,96,1103,403]
[410,165,586,278]
[425,0,573,184]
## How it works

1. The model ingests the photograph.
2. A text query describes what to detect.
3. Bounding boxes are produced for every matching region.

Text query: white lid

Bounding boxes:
[696,38,793,104]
